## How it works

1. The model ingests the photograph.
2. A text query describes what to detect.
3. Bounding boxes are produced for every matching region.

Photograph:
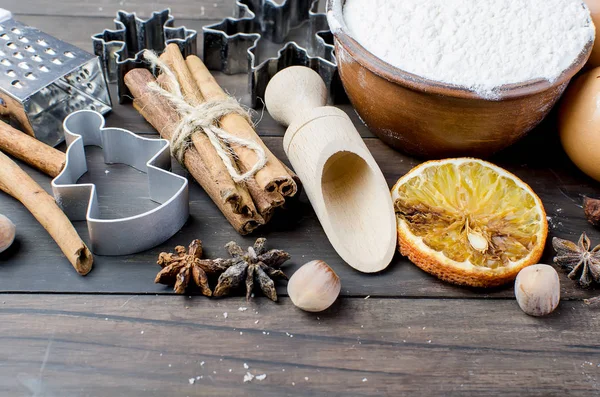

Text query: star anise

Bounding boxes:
[213,238,290,301]
[155,239,232,295]
[552,233,600,287]
[584,197,600,227]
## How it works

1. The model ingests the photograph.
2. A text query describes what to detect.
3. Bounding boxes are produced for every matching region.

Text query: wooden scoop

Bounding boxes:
[265,66,396,273]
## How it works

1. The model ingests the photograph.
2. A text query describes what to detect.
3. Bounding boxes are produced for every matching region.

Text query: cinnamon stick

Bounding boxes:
[280,160,302,196]
[244,177,284,223]
[124,68,263,234]
[159,45,204,106]
[0,151,92,275]
[0,121,65,177]
[160,44,285,219]
[185,54,298,197]
[0,94,35,137]
[158,45,258,218]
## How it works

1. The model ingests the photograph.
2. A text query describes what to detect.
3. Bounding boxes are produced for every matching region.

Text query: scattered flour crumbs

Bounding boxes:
[342,0,595,97]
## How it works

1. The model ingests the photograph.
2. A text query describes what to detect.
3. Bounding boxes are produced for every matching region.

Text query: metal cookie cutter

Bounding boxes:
[51,110,189,256]
[0,10,111,147]
[92,9,197,103]
[203,0,340,108]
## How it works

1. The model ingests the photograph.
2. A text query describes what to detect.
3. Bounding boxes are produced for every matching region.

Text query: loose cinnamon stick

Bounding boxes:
[0,151,92,275]
[160,44,285,219]
[124,68,263,234]
[0,121,66,177]
[0,94,35,137]
[185,54,298,197]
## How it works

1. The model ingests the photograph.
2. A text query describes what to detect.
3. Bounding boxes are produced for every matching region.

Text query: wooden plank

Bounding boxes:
[0,128,600,299]
[12,14,366,136]
[13,16,216,56]
[10,1,233,19]
[0,294,598,396]
[0,17,597,298]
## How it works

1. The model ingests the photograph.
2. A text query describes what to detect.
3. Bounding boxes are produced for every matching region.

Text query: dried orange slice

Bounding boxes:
[391,158,548,287]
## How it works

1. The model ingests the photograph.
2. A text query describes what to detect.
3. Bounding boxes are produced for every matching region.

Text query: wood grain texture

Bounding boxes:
[0,3,598,395]
[9,0,232,18]
[0,294,599,396]
[11,14,373,136]
[1,124,600,298]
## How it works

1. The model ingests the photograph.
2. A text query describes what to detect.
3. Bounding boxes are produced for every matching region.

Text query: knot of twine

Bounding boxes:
[143,50,266,182]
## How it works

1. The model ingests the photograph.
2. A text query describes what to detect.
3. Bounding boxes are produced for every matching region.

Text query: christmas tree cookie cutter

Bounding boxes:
[203,0,341,108]
[92,9,197,103]
[51,110,189,256]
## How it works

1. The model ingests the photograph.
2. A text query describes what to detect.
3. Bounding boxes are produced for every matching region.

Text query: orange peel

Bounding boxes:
[392,158,548,288]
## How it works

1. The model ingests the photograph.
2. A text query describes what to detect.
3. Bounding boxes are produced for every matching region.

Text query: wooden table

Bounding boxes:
[1,2,600,395]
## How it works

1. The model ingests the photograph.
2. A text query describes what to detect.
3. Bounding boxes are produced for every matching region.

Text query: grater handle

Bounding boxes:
[0,9,12,23]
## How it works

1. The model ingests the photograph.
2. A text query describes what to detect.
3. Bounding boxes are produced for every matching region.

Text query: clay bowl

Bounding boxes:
[326,0,594,158]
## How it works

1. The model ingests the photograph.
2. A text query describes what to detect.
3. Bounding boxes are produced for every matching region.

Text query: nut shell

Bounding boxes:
[0,214,15,253]
[287,260,341,312]
[514,264,560,317]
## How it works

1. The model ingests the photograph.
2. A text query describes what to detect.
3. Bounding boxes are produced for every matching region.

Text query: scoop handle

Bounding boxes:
[265,66,328,127]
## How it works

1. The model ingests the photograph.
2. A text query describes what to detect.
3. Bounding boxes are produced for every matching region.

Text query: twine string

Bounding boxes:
[143,50,267,182]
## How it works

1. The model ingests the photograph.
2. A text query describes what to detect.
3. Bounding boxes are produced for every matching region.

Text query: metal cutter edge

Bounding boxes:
[92,8,198,103]
[51,110,189,256]
[202,0,339,107]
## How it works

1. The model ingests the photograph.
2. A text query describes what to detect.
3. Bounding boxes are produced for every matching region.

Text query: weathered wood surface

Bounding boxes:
[1,5,600,396]
[8,0,326,19]
[1,13,598,299]
[7,0,234,19]
[13,13,365,132]
[2,125,600,298]
[0,294,599,396]
[0,70,598,298]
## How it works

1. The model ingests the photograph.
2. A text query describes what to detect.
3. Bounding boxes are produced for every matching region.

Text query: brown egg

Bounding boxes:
[585,0,600,68]
[559,67,600,182]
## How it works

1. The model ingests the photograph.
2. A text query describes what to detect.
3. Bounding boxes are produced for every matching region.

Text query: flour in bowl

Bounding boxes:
[342,0,595,97]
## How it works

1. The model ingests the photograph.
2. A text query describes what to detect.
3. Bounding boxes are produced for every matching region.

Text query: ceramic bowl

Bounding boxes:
[326,0,594,158]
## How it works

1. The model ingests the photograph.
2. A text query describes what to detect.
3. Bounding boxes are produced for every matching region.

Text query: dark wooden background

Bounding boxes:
[0,1,599,395]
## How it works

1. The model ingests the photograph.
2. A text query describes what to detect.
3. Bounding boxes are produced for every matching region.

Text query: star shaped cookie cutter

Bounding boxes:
[203,0,341,107]
[51,110,189,256]
[92,9,197,103]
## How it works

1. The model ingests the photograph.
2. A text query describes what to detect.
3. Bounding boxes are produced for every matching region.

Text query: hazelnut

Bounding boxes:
[514,264,560,317]
[287,260,341,312]
[0,214,15,253]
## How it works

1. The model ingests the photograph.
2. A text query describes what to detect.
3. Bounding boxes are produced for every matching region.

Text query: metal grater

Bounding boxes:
[0,15,111,147]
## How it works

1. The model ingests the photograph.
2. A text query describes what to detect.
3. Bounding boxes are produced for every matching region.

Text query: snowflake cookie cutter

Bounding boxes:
[51,110,189,256]
[203,0,341,108]
[92,9,198,103]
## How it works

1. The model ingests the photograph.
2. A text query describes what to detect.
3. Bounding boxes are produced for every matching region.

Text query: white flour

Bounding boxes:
[342,0,595,97]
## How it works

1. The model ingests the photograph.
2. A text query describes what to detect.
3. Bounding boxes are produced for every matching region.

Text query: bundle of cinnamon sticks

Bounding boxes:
[124,44,299,234]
